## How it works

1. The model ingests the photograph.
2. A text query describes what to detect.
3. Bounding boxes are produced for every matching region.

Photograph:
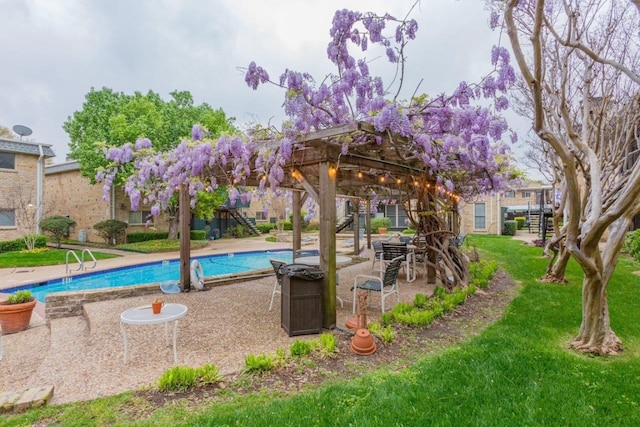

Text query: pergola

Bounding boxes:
[178,121,461,329]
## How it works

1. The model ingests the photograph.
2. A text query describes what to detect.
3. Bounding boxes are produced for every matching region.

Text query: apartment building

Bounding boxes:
[0,138,56,241]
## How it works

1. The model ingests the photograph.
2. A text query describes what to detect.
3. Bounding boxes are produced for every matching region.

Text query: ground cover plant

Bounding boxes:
[5,235,640,426]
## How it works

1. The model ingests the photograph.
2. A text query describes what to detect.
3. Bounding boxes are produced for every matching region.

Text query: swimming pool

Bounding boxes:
[5,250,293,303]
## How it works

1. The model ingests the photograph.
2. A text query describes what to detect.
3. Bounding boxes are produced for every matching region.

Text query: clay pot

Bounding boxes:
[345,316,360,330]
[151,299,164,314]
[0,299,37,334]
[350,328,376,355]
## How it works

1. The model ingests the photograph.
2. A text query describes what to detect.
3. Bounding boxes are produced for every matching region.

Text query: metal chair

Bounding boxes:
[371,240,385,273]
[352,255,403,313]
[269,259,286,311]
[382,242,415,282]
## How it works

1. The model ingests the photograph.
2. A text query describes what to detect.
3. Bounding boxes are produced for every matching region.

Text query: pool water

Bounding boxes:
[6,250,293,303]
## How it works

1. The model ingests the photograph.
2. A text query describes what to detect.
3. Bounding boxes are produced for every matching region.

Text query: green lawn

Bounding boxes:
[5,234,640,426]
[0,248,119,268]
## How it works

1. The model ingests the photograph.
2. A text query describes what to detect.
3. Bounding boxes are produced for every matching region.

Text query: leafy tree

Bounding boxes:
[93,219,128,246]
[40,215,76,248]
[64,88,235,184]
[499,0,640,355]
[65,88,236,237]
[0,125,16,139]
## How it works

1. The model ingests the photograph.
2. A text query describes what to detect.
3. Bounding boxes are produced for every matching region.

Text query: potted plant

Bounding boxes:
[0,290,37,334]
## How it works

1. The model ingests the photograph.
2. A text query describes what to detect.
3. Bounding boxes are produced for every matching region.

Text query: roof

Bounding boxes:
[45,160,80,174]
[0,138,56,158]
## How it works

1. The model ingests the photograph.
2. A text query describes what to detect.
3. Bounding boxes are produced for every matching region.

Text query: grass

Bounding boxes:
[4,234,640,426]
[0,249,119,268]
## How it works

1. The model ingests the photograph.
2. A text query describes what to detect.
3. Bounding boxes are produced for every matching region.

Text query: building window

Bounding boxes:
[128,210,152,225]
[0,209,16,226]
[255,211,266,221]
[0,153,15,169]
[522,191,531,198]
[504,191,515,198]
[474,203,486,229]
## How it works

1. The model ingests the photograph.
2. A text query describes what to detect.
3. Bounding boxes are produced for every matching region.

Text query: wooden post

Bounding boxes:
[292,190,302,257]
[366,198,371,249]
[319,162,337,329]
[353,197,360,255]
[179,185,191,292]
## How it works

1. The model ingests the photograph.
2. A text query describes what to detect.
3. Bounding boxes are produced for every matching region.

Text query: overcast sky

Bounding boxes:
[1,0,533,168]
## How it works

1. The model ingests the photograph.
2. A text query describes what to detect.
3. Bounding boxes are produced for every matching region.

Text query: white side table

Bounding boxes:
[120,303,188,364]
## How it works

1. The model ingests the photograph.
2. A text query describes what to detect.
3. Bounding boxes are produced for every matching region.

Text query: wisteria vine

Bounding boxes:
[98,5,518,217]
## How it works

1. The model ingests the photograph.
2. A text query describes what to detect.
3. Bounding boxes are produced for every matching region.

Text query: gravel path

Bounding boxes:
[0,255,433,405]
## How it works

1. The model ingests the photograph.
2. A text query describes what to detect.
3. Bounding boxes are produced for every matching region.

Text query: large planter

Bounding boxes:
[0,299,37,334]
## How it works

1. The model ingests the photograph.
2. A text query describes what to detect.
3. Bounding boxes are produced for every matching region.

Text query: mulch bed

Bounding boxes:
[136,269,518,411]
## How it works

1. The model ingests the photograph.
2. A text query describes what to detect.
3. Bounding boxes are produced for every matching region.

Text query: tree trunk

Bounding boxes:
[168,215,179,239]
[572,274,621,355]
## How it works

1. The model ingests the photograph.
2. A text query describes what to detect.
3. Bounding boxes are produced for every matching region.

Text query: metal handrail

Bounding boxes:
[65,250,83,274]
[81,249,97,271]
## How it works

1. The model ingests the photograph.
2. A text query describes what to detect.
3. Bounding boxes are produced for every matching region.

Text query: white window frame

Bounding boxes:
[474,203,486,229]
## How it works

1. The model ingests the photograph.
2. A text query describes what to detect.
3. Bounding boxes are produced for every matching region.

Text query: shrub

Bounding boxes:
[470,259,498,289]
[514,216,526,230]
[623,229,640,262]
[157,366,197,391]
[413,293,429,309]
[94,219,128,246]
[318,333,338,355]
[243,353,274,374]
[0,235,47,253]
[190,230,206,240]
[290,340,313,357]
[502,220,517,236]
[256,222,276,234]
[40,215,76,248]
[371,217,391,233]
[126,232,170,243]
[368,322,396,344]
[194,364,221,385]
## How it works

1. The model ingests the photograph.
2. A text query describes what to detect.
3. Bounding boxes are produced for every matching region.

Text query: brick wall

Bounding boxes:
[44,168,110,243]
[0,153,39,241]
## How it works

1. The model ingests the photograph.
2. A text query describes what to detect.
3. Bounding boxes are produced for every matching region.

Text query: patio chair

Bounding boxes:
[382,242,415,282]
[269,259,287,311]
[352,255,403,313]
[371,240,385,273]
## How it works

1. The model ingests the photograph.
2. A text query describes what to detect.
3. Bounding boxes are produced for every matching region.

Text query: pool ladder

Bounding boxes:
[65,249,97,274]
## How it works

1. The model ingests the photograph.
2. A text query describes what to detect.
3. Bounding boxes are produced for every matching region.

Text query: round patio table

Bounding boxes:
[120,303,188,364]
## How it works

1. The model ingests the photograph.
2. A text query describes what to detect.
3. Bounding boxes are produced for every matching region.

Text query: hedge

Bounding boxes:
[502,220,517,236]
[0,235,48,253]
[127,231,208,242]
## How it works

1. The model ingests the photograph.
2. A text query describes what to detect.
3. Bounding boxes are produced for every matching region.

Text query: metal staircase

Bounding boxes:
[228,210,261,236]
[335,213,354,233]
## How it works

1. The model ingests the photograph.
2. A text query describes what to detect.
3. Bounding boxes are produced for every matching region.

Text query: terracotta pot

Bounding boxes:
[0,299,37,334]
[378,227,387,235]
[151,300,164,314]
[350,328,376,355]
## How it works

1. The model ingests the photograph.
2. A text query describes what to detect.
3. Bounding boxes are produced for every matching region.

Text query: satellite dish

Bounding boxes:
[12,125,33,140]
